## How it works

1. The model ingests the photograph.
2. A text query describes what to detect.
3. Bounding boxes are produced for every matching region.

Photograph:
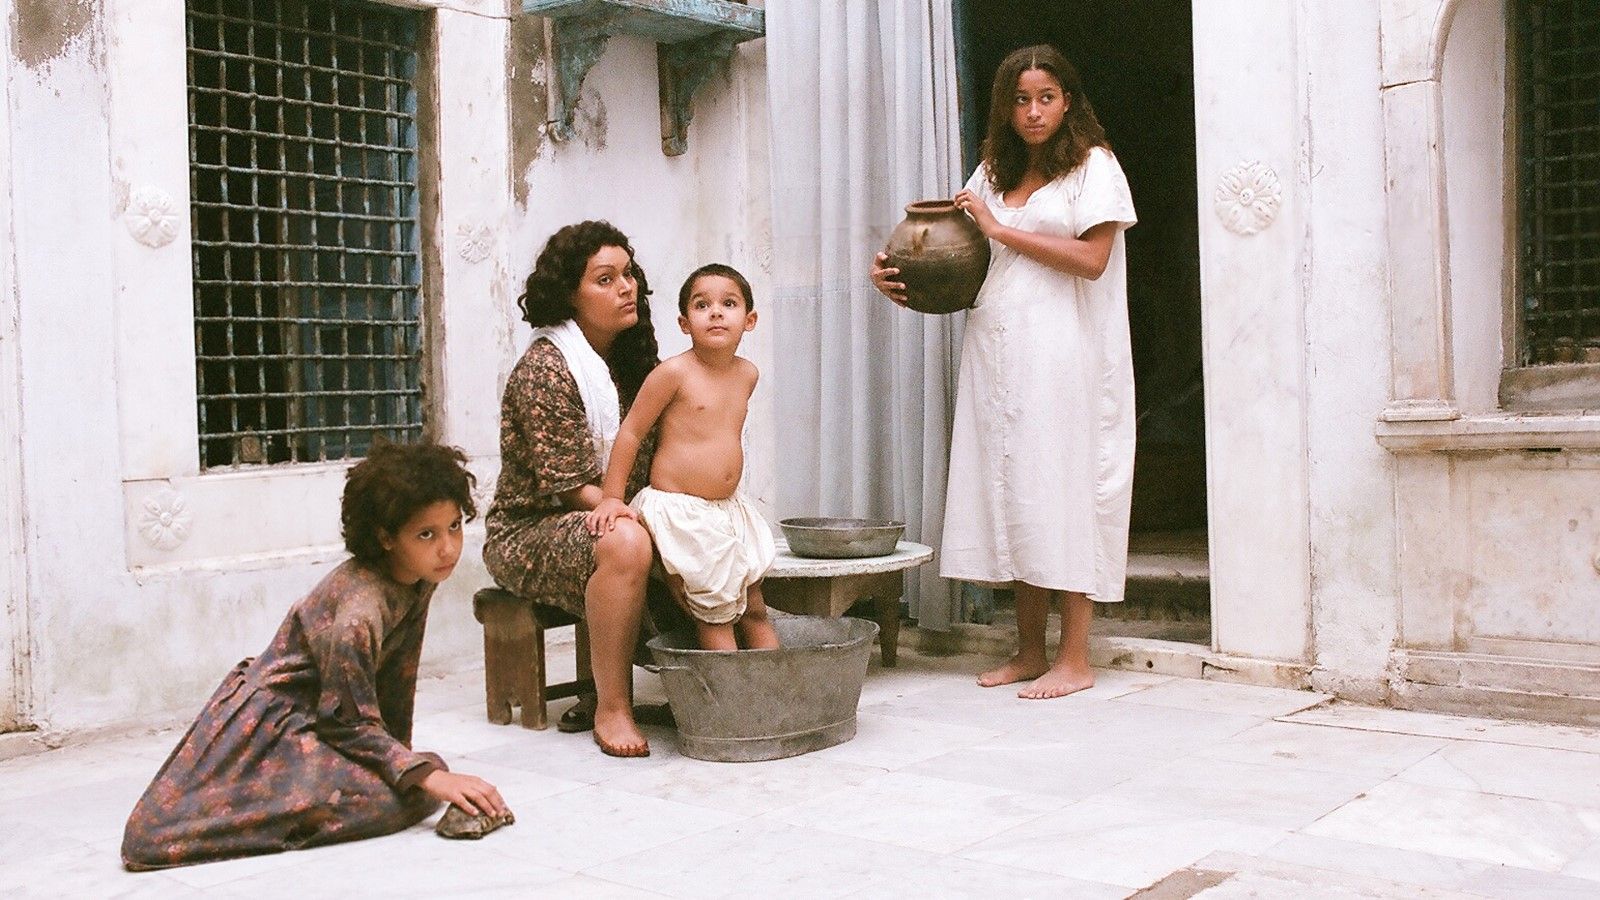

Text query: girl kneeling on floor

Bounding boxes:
[121,441,508,871]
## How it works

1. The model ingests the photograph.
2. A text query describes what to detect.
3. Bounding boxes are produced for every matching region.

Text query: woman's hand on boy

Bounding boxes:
[870,252,908,306]
[585,497,636,536]
[420,769,507,817]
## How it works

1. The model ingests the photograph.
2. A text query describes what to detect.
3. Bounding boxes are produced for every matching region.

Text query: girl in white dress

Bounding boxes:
[874,45,1136,699]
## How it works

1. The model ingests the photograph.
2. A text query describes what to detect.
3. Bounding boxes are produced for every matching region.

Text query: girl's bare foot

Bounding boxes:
[593,707,649,757]
[976,655,1048,687]
[1017,663,1095,699]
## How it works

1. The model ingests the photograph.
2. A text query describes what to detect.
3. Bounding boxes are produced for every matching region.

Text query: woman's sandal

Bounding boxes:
[435,804,516,840]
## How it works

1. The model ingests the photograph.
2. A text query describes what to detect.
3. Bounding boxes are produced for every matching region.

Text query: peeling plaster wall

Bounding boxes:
[5,1,772,734]
[505,29,777,515]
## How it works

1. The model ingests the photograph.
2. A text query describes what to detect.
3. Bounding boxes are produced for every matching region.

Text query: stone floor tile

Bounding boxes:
[1087,755,1382,830]
[845,854,1131,900]
[986,699,1266,754]
[763,770,1064,854]
[154,835,357,890]
[1393,741,1600,808]
[1,845,204,898]
[1304,779,1600,872]
[462,725,683,784]
[0,818,92,864]
[599,751,886,815]
[803,711,1000,770]
[860,679,1111,734]
[0,742,160,803]
[1112,677,1331,718]
[1562,837,1600,881]
[202,824,580,898]
[1282,703,1600,755]
[467,784,745,872]
[900,735,1157,800]
[1458,863,1600,899]
[1255,832,1487,892]
[957,797,1286,889]
[585,818,941,899]
[18,775,151,845]
[1195,719,1450,777]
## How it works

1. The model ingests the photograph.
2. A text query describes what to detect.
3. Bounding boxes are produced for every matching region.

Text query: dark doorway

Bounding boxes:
[954,0,1209,635]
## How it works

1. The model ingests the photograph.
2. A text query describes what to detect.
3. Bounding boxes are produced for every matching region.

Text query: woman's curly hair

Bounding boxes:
[981,44,1110,194]
[517,220,660,405]
[342,440,477,565]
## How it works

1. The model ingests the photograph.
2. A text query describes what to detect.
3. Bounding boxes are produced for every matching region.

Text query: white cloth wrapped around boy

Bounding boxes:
[630,486,776,625]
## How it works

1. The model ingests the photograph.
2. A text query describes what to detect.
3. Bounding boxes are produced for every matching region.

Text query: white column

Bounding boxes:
[1193,0,1312,662]
[0,4,29,731]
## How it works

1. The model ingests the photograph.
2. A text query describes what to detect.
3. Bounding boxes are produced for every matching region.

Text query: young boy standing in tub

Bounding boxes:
[586,263,780,651]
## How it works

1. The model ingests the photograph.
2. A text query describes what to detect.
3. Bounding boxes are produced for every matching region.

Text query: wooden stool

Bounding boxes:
[472,587,594,729]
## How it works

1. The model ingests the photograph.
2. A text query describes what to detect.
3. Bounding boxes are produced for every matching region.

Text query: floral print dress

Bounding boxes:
[484,338,653,613]
[121,560,444,870]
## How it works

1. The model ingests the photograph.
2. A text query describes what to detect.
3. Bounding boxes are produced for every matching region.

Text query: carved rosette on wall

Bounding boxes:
[1214,161,1282,235]
[124,185,181,248]
[137,488,194,551]
[458,222,495,264]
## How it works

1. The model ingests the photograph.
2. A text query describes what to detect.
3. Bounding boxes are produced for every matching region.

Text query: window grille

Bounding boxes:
[187,0,425,468]
[1517,0,1600,366]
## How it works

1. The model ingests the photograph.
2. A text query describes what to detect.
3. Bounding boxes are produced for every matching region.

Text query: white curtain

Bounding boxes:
[766,1,966,628]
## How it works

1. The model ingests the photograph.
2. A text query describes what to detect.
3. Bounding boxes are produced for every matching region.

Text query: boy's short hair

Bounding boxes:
[341,440,477,564]
[677,263,754,316]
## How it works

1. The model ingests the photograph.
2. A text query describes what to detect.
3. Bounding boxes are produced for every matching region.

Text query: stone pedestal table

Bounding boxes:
[761,539,934,667]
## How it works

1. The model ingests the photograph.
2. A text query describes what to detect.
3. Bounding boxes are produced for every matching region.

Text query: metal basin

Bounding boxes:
[648,615,878,762]
[779,517,905,559]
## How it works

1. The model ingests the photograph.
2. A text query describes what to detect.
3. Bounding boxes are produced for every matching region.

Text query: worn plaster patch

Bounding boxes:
[507,15,550,208]
[11,0,95,70]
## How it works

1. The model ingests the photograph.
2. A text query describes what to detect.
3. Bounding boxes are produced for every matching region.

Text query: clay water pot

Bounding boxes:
[884,200,991,314]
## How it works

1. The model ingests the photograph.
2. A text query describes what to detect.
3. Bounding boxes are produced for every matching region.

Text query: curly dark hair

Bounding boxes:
[342,440,477,565]
[981,45,1110,195]
[517,220,660,405]
[677,263,754,316]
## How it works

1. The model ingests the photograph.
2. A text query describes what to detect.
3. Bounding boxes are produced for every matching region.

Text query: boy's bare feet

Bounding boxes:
[593,707,649,757]
[976,654,1048,687]
[1017,662,1095,699]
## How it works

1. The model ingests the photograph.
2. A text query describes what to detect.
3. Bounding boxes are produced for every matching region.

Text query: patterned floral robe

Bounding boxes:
[484,338,654,613]
[121,560,444,870]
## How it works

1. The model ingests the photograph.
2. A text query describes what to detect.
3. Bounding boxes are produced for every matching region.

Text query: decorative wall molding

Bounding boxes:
[123,185,180,248]
[137,488,193,550]
[1213,161,1282,235]
[457,222,495,263]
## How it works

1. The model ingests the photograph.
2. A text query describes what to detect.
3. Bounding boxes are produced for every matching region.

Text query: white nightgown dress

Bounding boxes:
[939,147,1138,602]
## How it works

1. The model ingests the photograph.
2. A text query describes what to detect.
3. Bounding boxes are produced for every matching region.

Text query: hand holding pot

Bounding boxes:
[954,189,999,236]
[870,252,908,306]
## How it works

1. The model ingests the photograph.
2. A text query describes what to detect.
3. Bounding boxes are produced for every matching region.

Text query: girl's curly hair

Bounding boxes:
[517,220,660,405]
[342,440,477,565]
[981,44,1110,195]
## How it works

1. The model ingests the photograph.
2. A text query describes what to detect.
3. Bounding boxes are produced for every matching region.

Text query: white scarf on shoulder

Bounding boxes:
[531,319,620,470]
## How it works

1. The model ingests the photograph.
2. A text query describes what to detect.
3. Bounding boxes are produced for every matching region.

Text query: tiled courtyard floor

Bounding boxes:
[3,642,1600,898]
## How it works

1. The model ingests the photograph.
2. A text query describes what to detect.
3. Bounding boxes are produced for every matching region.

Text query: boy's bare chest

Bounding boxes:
[668,373,750,430]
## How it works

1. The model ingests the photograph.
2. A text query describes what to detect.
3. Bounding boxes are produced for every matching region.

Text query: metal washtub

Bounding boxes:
[646,615,878,762]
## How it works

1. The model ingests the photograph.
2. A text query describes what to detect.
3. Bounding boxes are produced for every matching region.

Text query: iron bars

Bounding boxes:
[1518,0,1600,365]
[187,0,426,467]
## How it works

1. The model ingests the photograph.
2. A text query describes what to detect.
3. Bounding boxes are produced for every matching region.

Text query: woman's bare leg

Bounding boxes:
[585,520,652,756]
[1018,590,1095,699]
[976,582,1051,687]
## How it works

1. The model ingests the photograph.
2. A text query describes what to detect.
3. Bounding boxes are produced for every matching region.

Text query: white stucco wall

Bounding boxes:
[5,0,771,733]
[1300,0,1401,699]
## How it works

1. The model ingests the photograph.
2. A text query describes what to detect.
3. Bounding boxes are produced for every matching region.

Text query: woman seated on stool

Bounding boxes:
[483,220,665,758]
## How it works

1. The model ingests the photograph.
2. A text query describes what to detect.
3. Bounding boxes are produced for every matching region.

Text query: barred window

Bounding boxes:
[1517,1,1600,366]
[187,0,426,468]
